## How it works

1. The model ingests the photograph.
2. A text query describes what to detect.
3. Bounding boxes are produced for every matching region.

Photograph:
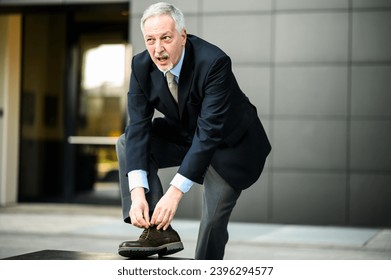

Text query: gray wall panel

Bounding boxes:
[275,13,349,63]
[350,174,391,226]
[352,11,391,61]
[202,14,271,64]
[233,66,271,115]
[276,0,349,10]
[272,172,347,225]
[203,0,272,12]
[350,121,391,171]
[351,66,391,117]
[274,66,348,116]
[273,120,347,170]
[353,0,391,8]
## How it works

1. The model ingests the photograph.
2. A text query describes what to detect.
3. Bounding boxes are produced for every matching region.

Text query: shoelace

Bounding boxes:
[140,227,161,240]
[139,228,150,240]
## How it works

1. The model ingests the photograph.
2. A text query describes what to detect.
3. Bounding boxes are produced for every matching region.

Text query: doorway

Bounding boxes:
[68,31,131,204]
[18,3,130,204]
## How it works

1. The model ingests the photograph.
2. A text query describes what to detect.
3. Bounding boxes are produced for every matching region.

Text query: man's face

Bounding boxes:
[143,14,186,72]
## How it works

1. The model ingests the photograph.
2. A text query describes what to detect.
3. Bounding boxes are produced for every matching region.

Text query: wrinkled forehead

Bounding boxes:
[144,19,178,42]
[143,14,177,35]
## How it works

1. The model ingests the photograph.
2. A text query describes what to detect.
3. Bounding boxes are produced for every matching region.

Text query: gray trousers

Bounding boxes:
[116,133,242,259]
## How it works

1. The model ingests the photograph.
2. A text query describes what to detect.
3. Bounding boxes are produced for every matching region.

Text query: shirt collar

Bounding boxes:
[163,48,185,83]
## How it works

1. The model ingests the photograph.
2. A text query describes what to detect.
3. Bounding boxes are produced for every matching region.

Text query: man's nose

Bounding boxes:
[155,40,164,54]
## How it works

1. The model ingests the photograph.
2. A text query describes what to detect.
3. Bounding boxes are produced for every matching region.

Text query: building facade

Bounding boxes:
[0,0,390,226]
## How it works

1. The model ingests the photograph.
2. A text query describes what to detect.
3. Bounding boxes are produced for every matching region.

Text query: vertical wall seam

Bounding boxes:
[268,0,276,223]
[346,0,353,225]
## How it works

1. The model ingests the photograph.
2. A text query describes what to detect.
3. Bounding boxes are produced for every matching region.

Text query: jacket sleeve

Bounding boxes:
[178,55,233,184]
[125,58,154,174]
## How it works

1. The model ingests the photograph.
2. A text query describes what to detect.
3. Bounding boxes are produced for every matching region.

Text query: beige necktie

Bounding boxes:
[166,71,178,103]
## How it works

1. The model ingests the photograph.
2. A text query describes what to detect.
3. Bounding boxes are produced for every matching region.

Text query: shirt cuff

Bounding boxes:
[128,170,149,193]
[170,173,194,193]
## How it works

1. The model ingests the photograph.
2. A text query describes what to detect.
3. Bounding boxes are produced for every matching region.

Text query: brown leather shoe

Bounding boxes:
[118,226,184,258]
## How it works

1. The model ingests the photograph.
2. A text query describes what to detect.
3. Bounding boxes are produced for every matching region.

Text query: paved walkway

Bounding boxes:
[0,203,390,260]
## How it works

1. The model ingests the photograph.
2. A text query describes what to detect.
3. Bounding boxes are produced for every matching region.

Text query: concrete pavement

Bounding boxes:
[0,203,390,260]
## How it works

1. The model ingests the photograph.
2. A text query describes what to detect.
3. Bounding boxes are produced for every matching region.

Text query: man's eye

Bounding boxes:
[163,36,171,41]
[146,38,155,44]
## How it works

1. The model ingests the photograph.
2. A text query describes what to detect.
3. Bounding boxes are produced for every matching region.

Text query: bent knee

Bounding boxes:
[116,133,126,154]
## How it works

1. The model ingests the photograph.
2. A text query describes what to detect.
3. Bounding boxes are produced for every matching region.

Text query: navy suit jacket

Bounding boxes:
[125,34,271,190]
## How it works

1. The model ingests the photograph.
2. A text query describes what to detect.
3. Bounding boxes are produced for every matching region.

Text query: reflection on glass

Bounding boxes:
[77,42,130,187]
[83,44,126,90]
[79,43,128,138]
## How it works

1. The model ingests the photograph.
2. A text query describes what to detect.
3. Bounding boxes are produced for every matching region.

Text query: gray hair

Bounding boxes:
[140,2,186,35]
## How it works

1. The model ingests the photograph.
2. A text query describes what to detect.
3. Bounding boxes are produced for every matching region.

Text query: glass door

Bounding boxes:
[59,2,131,202]
[69,33,131,203]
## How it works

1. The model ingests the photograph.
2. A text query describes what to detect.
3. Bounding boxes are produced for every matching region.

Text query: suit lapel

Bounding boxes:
[178,42,194,119]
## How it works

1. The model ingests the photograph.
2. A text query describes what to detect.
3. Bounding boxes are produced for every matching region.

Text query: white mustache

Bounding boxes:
[155,53,169,59]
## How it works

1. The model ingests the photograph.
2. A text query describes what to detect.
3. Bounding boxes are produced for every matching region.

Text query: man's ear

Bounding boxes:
[181,29,187,46]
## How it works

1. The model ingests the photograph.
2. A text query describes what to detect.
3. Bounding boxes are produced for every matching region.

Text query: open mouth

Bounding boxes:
[156,54,169,63]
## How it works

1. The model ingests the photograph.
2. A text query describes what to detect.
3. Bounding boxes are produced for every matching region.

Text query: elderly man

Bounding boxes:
[116,2,271,259]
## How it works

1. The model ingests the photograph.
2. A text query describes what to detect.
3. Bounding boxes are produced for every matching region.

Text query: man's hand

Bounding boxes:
[151,185,183,230]
[129,187,150,228]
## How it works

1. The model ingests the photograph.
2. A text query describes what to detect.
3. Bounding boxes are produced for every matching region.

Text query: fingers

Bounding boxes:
[130,186,182,230]
[151,208,174,230]
[130,204,150,229]
[143,207,151,227]
[129,188,150,228]
[131,213,149,228]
